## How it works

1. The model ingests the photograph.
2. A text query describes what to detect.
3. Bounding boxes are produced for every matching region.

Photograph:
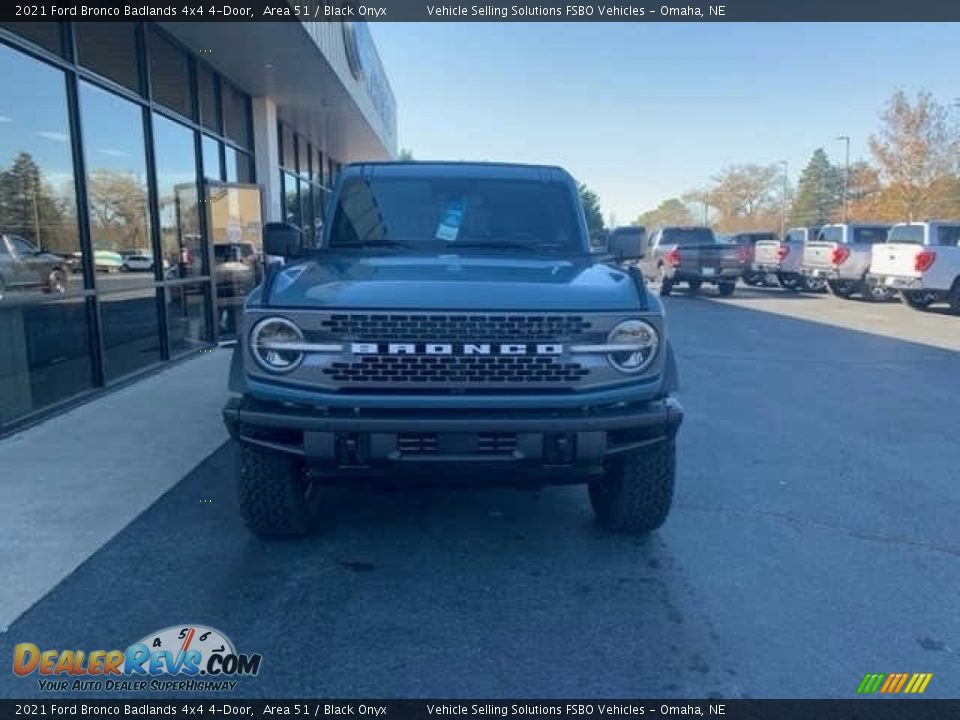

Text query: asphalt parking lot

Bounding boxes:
[1,285,957,699]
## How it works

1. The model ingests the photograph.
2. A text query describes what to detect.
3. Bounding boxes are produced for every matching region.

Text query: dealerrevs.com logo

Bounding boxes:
[12,625,262,692]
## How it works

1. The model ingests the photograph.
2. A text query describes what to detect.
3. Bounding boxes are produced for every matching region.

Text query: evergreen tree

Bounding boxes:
[789,148,842,227]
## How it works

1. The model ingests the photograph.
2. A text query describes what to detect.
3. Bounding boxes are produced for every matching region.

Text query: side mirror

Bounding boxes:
[263,222,301,258]
[608,232,646,261]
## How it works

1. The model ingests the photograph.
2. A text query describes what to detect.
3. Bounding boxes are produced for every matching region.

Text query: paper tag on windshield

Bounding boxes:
[435,198,467,242]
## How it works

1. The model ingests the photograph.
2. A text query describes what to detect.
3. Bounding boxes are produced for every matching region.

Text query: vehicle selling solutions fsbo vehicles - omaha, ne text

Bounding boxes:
[222,162,683,538]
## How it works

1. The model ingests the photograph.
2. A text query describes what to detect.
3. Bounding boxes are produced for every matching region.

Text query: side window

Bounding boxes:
[852,227,888,244]
[936,226,960,247]
[9,236,38,255]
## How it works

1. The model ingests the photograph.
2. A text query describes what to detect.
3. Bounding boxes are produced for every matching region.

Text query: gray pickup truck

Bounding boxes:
[639,226,744,296]
[801,223,893,301]
[223,162,683,538]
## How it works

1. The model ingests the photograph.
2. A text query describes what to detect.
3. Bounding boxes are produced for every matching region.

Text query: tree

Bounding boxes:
[635,198,695,229]
[868,89,955,220]
[397,147,415,161]
[707,164,781,231]
[0,152,74,253]
[86,169,149,250]
[789,148,842,227]
[577,182,605,242]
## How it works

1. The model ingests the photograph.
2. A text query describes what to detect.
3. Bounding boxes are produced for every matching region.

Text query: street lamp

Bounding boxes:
[779,160,788,237]
[836,135,850,222]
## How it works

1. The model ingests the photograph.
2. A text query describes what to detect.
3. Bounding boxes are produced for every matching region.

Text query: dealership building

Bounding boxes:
[0,19,397,432]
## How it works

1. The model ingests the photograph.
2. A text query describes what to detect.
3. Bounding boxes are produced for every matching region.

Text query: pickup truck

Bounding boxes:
[222,162,683,538]
[866,221,960,312]
[800,222,893,301]
[752,226,826,292]
[728,231,778,287]
[639,226,744,297]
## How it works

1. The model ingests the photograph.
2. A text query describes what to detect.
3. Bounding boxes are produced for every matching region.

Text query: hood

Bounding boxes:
[262,253,645,311]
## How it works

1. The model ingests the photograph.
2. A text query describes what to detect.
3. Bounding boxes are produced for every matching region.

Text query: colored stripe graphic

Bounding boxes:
[858,673,933,694]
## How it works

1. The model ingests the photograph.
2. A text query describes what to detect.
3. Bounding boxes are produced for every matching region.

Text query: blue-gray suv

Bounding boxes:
[222,162,683,537]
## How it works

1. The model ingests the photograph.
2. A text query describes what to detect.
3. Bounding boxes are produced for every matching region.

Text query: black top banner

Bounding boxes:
[0,700,959,720]
[4,0,960,21]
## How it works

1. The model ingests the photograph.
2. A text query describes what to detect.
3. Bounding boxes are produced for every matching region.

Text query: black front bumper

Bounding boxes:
[223,395,683,480]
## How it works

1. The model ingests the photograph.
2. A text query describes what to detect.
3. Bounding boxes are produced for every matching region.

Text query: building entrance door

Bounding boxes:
[205,182,264,341]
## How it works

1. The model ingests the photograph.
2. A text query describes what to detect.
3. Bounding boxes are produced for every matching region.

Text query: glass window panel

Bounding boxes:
[148,28,192,119]
[0,296,95,427]
[75,22,141,94]
[297,136,310,179]
[152,113,202,280]
[221,82,250,149]
[0,44,81,301]
[314,187,326,235]
[79,82,153,290]
[1,22,64,56]
[280,123,296,171]
[202,135,221,181]
[301,185,315,248]
[313,147,324,186]
[166,282,210,356]
[283,173,301,228]
[197,64,220,133]
[224,147,252,184]
[99,288,161,381]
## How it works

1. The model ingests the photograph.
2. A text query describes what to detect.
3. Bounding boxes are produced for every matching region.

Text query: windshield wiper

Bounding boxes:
[334,239,413,250]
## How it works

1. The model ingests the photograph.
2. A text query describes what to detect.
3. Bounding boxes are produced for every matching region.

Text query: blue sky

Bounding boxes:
[369,22,959,223]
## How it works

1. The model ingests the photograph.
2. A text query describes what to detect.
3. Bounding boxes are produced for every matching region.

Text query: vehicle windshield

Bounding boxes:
[887,225,925,244]
[660,227,716,245]
[327,176,583,253]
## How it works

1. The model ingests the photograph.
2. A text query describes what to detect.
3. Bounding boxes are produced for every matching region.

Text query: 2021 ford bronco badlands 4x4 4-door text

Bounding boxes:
[222,162,683,538]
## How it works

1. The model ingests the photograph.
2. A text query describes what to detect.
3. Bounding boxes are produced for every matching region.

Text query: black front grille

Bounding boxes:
[319,314,592,341]
[395,433,518,456]
[323,355,588,384]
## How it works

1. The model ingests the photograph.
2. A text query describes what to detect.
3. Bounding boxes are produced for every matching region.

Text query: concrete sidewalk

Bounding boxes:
[0,348,233,631]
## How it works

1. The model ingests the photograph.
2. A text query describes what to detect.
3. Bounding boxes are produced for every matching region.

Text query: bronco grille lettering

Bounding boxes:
[350,342,563,356]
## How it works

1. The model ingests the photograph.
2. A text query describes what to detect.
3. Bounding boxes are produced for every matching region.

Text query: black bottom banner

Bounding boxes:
[0,700,957,720]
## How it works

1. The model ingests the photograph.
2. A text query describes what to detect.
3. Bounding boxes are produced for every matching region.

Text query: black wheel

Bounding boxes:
[949,279,960,314]
[658,266,673,297]
[777,273,802,291]
[717,282,736,297]
[860,280,894,303]
[687,279,702,293]
[47,269,67,294]
[589,439,676,534]
[900,290,937,310]
[801,276,828,293]
[742,272,761,286]
[237,442,315,538]
[827,280,856,298]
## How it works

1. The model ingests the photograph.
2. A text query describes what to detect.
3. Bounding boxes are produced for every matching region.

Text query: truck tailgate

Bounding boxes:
[753,241,782,265]
[870,243,921,277]
[677,245,741,275]
[803,241,836,269]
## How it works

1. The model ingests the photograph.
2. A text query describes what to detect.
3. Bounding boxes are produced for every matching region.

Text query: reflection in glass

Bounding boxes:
[280,123,296,171]
[1,22,64,56]
[197,64,220,133]
[79,82,152,289]
[314,186,327,240]
[75,22,141,93]
[297,136,310,179]
[0,297,95,425]
[153,113,201,279]
[0,43,80,301]
[99,288,161,381]
[225,146,253,184]
[148,27,193,119]
[301,185,315,248]
[202,135,222,181]
[221,82,251,149]
[166,283,210,356]
[207,185,262,339]
[283,173,301,228]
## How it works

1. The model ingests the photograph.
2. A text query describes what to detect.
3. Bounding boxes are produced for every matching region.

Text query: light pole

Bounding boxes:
[836,135,850,222]
[779,160,788,237]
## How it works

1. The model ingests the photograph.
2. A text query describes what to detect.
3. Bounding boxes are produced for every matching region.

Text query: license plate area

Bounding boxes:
[702,267,716,277]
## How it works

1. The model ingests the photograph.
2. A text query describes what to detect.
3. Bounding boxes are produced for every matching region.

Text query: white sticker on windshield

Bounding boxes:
[435,198,467,242]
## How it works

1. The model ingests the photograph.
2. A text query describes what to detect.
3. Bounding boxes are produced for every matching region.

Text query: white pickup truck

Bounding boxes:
[801,223,893,301]
[866,221,960,312]
[752,226,826,292]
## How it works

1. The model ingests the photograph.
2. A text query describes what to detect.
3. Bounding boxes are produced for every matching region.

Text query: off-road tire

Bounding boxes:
[860,280,894,303]
[47,269,67,294]
[589,439,676,534]
[237,442,314,538]
[717,282,736,297]
[901,290,937,310]
[827,280,856,298]
[801,277,827,293]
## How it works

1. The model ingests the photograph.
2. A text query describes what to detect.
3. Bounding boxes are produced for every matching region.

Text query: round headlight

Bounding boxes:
[607,319,659,374]
[250,317,305,373]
